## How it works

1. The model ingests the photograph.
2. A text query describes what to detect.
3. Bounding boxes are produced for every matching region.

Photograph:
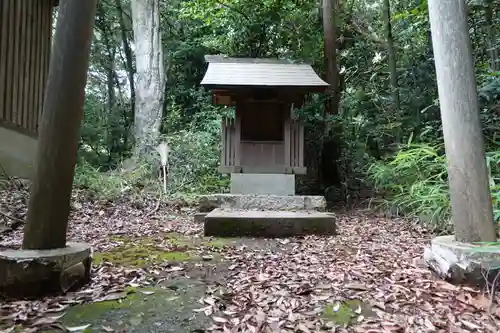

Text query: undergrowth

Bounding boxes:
[367,143,500,231]
[73,130,229,201]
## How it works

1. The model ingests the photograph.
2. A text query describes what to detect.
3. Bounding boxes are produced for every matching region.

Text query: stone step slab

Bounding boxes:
[198,194,326,212]
[204,208,336,238]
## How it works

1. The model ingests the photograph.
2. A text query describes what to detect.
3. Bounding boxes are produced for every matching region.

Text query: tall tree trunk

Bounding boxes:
[23,0,97,250]
[96,3,116,113]
[484,0,498,71]
[130,0,165,158]
[382,0,400,111]
[427,0,496,243]
[115,0,135,127]
[322,0,340,116]
[320,0,342,192]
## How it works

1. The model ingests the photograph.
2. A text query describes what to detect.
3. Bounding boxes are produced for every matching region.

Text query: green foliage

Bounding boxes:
[73,105,229,200]
[165,128,229,196]
[74,0,500,227]
[73,161,156,200]
[368,143,500,230]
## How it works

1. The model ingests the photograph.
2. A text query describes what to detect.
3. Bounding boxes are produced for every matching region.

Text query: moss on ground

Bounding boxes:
[162,232,238,248]
[204,237,238,247]
[93,233,237,268]
[37,286,209,333]
[322,299,374,327]
[92,243,192,268]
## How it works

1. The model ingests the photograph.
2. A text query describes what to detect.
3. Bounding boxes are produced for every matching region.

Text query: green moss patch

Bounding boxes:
[204,237,238,248]
[162,232,238,248]
[94,233,237,268]
[39,287,196,333]
[93,235,193,268]
[93,245,192,268]
[322,299,374,327]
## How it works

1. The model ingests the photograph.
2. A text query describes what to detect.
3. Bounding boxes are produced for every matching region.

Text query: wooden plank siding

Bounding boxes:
[219,116,306,174]
[0,0,53,137]
[220,117,235,168]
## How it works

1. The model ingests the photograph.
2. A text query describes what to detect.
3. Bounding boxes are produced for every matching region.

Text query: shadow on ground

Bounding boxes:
[41,234,280,333]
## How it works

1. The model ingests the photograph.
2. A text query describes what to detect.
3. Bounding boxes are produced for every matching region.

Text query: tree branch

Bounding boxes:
[213,0,251,21]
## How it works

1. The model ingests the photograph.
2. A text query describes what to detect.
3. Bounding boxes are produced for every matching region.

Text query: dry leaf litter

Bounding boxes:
[0,180,499,332]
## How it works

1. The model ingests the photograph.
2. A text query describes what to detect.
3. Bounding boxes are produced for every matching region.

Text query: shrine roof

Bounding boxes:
[201,55,329,90]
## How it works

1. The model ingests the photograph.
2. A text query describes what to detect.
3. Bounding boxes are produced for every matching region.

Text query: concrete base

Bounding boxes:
[230,173,295,195]
[198,194,326,212]
[423,235,500,286]
[0,242,92,298]
[0,126,37,179]
[194,212,207,223]
[204,208,336,238]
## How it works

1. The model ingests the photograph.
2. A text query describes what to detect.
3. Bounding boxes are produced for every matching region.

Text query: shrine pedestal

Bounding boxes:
[204,209,336,238]
[197,193,326,212]
[230,173,295,195]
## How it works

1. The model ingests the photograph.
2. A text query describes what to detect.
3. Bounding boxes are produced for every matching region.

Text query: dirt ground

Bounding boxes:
[1,185,499,332]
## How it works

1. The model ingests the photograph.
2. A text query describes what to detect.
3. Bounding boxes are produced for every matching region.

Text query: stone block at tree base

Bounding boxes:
[423,235,500,286]
[0,242,92,298]
[204,208,336,238]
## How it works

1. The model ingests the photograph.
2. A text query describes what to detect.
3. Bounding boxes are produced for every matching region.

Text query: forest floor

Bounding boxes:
[1,180,500,332]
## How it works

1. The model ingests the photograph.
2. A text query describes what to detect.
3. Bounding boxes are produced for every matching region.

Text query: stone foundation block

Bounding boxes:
[198,194,326,212]
[204,208,336,238]
[423,235,500,286]
[194,212,207,223]
[230,173,295,195]
[0,242,92,298]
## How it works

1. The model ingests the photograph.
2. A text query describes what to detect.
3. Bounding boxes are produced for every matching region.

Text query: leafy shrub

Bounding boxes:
[73,126,229,200]
[165,129,229,196]
[73,161,156,200]
[367,143,500,231]
[487,150,500,222]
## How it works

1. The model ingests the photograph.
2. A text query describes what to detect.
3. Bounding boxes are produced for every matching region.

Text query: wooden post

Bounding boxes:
[284,105,291,169]
[427,0,496,243]
[22,0,97,250]
[234,109,242,169]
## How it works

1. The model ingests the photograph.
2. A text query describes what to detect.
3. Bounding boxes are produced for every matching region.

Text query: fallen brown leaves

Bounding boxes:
[0,181,201,331]
[199,211,500,332]
[1,181,499,332]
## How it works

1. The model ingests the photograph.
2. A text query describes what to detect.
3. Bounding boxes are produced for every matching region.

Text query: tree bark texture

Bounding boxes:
[427,0,497,243]
[484,0,498,71]
[23,0,97,250]
[382,0,400,111]
[322,0,339,116]
[131,0,165,157]
[115,0,136,130]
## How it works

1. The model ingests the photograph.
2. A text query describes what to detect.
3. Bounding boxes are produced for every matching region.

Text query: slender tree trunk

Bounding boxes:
[96,4,117,113]
[130,0,165,158]
[382,0,400,110]
[427,0,496,243]
[322,0,340,116]
[115,0,136,120]
[320,0,342,191]
[22,0,97,250]
[484,0,498,71]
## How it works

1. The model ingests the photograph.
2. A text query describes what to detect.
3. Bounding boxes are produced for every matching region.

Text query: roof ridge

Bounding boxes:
[204,55,310,65]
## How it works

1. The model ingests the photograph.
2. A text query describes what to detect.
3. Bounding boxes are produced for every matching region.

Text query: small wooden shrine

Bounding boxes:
[201,56,329,195]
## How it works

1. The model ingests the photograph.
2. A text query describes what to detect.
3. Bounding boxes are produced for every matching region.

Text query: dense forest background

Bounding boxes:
[71,0,499,231]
